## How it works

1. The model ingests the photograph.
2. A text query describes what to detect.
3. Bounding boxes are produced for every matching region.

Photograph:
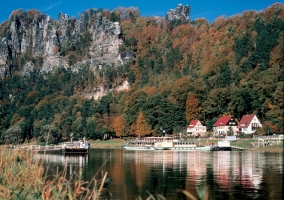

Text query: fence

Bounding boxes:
[253,135,284,139]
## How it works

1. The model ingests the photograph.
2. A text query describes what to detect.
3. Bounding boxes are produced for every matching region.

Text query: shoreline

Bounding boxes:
[1,138,283,153]
[88,138,283,152]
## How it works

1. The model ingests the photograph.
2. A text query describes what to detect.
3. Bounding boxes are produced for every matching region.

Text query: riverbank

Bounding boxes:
[89,138,283,152]
[90,138,124,149]
[2,138,282,152]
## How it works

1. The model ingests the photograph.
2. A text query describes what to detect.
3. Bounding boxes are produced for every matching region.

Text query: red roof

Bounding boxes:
[187,120,199,128]
[237,114,255,128]
[214,116,233,126]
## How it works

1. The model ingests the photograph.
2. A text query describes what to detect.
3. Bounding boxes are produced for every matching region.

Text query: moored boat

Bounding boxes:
[123,136,219,151]
[122,137,157,150]
[211,140,231,151]
[62,137,90,154]
[154,138,212,151]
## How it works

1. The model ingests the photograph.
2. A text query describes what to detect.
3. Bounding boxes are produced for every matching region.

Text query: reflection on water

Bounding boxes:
[36,150,283,200]
[34,153,89,177]
[35,153,88,166]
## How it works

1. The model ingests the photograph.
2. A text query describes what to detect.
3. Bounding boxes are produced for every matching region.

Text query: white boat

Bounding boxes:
[154,138,212,151]
[123,137,213,151]
[122,137,157,150]
[62,138,90,154]
[211,140,231,151]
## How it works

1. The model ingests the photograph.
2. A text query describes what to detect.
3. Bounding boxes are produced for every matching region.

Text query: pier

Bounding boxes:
[13,144,63,152]
[231,146,246,151]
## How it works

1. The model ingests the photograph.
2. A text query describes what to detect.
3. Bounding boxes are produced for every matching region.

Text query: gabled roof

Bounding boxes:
[187,120,199,128]
[214,116,233,126]
[237,114,256,128]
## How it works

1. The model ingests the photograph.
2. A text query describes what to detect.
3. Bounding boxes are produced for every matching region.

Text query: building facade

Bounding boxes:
[213,116,238,135]
[187,120,207,136]
[237,114,262,134]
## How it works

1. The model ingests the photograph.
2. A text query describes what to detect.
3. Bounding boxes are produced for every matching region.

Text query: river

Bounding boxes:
[35,149,283,200]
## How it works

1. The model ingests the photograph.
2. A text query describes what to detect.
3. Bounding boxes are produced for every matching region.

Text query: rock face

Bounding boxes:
[0,9,134,77]
[166,4,190,22]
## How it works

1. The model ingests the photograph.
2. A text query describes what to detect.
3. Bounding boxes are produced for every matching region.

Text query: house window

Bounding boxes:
[251,123,259,127]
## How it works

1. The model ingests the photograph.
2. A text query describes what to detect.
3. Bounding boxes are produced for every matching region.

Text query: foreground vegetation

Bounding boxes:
[0,148,108,199]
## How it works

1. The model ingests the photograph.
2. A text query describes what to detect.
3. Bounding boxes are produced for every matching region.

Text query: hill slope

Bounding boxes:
[0,3,283,144]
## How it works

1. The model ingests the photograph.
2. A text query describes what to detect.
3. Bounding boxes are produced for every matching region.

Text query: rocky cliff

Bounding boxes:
[0,9,133,77]
[0,4,191,78]
[166,4,190,22]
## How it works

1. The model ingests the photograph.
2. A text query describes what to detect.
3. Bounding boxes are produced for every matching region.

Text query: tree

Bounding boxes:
[71,116,84,139]
[128,70,136,85]
[133,111,152,137]
[86,117,98,139]
[4,125,22,144]
[113,115,128,137]
[40,124,60,144]
[169,77,192,109]
[185,93,202,122]
[227,126,234,136]
[142,94,183,135]
[110,11,120,22]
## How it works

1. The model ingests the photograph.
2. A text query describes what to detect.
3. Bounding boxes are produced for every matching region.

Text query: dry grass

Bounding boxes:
[0,147,108,199]
[0,148,44,199]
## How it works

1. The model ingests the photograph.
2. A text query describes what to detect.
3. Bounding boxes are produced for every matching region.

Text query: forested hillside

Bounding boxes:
[0,3,283,144]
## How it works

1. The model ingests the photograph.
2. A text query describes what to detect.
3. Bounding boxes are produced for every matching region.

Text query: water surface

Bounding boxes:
[35,149,283,200]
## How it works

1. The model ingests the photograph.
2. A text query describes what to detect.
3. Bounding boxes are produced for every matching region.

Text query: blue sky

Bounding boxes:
[1,0,282,24]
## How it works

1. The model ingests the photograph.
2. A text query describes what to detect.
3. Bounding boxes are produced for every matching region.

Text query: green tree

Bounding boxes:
[71,116,84,139]
[86,117,98,139]
[142,94,184,135]
[4,125,22,144]
[40,124,60,144]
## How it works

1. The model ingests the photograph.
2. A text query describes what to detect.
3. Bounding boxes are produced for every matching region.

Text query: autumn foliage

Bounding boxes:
[0,3,283,143]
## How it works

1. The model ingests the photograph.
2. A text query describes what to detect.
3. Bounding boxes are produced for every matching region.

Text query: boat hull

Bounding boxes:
[63,148,89,154]
[211,146,232,151]
[168,146,212,151]
[123,145,154,150]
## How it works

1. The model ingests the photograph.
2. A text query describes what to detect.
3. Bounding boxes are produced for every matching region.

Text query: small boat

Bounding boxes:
[211,140,231,151]
[62,137,90,154]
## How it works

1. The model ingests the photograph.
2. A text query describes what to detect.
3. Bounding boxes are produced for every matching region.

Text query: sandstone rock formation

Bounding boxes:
[0,9,134,77]
[166,4,190,22]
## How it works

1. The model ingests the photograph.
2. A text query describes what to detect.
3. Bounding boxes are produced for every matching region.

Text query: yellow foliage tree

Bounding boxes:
[185,93,202,122]
[133,111,152,137]
[113,115,127,137]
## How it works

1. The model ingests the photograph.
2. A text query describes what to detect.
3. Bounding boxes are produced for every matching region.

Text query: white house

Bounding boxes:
[213,116,238,135]
[237,114,262,134]
[187,120,207,136]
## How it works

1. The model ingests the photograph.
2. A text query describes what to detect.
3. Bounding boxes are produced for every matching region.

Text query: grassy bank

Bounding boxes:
[89,138,124,149]
[89,138,283,152]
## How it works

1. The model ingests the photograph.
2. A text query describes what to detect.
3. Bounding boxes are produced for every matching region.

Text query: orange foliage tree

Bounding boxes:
[185,93,202,122]
[112,115,128,137]
[132,111,152,137]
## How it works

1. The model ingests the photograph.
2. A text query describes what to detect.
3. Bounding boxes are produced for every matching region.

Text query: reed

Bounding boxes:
[0,147,108,199]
